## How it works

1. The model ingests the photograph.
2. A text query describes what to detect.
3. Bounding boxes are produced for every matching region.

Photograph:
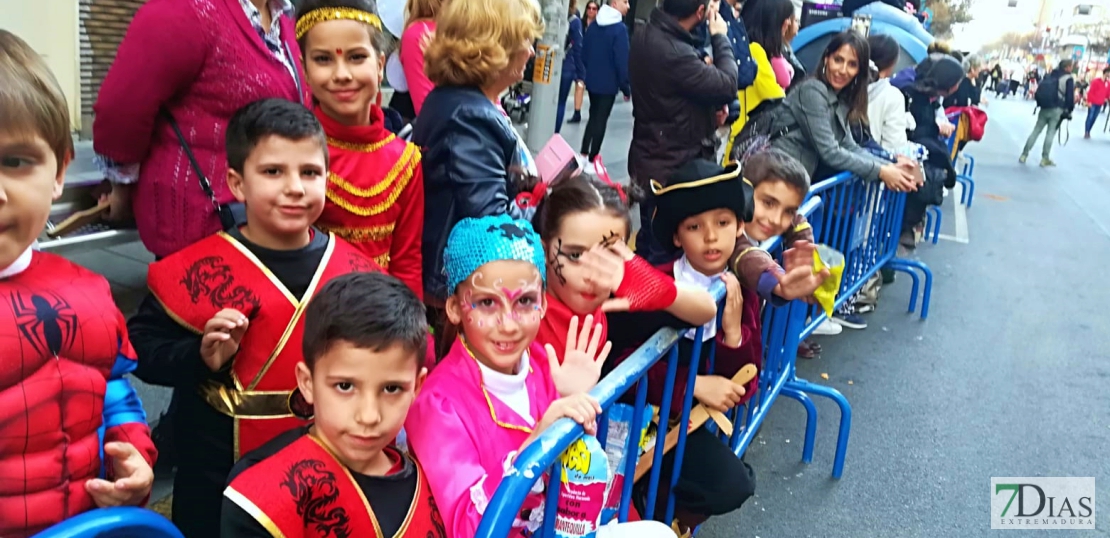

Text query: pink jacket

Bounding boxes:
[401,20,436,115]
[93,0,310,258]
[406,339,559,537]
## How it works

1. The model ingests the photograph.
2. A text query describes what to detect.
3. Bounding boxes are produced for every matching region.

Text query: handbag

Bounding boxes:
[163,111,246,231]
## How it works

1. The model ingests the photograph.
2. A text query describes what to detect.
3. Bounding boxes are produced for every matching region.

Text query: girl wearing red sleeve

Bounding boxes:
[297,0,424,298]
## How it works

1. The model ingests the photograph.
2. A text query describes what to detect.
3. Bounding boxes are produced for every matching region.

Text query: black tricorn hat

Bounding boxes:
[650,159,754,254]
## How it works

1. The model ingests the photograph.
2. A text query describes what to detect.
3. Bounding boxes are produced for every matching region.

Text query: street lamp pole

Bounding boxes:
[524,0,572,151]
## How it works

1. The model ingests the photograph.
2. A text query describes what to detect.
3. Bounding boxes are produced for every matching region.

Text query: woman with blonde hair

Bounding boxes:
[412,0,544,356]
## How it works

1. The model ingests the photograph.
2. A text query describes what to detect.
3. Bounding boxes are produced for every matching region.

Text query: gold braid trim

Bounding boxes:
[325,149,419,216]
[373,252,391,269]
[328,133,397,153]
[319,222,396,243]
[295,7,382,39]
[328,143,416,198]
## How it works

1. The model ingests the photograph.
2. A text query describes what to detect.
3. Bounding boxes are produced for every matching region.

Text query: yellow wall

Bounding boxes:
[2,0,82,131]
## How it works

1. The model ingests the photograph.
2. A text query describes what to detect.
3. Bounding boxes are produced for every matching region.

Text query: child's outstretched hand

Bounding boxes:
[85,442,154,507]
[201,308,248,371]
[775,241,831,301]
[578,243,628,297]
[538,393,603,436]
[719,273,743,348]
[545,314,612,397]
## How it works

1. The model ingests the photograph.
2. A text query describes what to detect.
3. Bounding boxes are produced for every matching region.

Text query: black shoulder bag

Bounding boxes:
[163,111,246,231]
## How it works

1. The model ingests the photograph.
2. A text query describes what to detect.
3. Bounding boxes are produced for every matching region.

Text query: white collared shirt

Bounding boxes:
[672,254,720,342]
[475,351,534,426]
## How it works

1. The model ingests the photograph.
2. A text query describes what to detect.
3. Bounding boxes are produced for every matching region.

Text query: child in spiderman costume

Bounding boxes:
[0,30,156,537]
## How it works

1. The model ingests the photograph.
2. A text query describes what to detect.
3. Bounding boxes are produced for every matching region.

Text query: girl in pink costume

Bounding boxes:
[405,214,671,537]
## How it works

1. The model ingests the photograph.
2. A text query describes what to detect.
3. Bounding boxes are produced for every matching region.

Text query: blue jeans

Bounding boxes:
[555,74,574,133]
[1085,104,1102,134]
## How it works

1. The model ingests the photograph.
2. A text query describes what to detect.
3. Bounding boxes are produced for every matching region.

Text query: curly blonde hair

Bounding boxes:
[424,0,544,88]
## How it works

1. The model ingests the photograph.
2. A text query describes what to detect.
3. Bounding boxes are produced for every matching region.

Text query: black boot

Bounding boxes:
[568,111,582,124]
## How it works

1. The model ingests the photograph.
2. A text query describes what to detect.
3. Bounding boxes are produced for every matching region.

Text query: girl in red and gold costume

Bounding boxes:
[298,0,424,299]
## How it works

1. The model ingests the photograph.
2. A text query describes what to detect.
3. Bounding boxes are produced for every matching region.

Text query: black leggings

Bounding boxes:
[580,92,617,161]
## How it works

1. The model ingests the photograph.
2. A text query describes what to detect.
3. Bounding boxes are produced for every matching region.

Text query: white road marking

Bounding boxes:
[937,182,970,244]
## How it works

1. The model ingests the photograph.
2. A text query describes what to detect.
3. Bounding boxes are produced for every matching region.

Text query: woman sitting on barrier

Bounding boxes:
[405,215,674,538]
[768,30,918,193]
[528,174,718,358]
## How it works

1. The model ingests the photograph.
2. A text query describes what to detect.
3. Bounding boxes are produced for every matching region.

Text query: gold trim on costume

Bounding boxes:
[793,222,812,233]
[295,7,382,39]
[150,294,204,335]
[373,253,390,269]
[461,339,535,434]
[325,148,419,217]
[218,232,299,306]
[328,143,414,197]
[225,487,289,538]
[307,435,387,538]
[328,133,397,153]
[248,235,338,390]
[649,166,749,195]
[319,222,396,243]
[199,381,297,418]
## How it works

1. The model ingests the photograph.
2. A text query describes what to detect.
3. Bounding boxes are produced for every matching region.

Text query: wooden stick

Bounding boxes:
[632,364,758,481]
[47,200,110,239]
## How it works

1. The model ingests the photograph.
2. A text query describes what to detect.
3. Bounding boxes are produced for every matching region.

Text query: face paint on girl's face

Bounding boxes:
[545,209,629,316]
[448,260,546,375]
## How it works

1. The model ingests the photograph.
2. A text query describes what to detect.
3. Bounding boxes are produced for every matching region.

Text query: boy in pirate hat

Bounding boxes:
[606,158,758,532]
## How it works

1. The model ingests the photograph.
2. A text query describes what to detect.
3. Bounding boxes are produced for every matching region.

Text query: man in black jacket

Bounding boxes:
[628,0,738,262]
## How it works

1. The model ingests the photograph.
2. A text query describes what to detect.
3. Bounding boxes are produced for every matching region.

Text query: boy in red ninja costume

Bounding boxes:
[0,30,156,537]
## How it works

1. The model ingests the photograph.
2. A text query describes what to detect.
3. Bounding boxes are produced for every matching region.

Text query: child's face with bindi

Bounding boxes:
[303,20,384,126]
[0,131,65,269]
[447,260,546,375]
[544,209,629,315]
[748,179,803,243]
[294,341,425,476]
[673,208,743,275]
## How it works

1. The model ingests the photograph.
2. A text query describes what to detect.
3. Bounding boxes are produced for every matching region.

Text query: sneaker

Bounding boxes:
[833,313,868,329]
[1018,154,1027,164]
[813,318,843,335]
[1040,158,1056,167]
[856,304,875,314]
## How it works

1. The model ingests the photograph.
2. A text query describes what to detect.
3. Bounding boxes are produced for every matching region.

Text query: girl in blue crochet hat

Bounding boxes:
[405,214,673,538]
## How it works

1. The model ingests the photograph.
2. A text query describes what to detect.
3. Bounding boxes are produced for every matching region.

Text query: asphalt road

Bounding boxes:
[701,97,1110,537]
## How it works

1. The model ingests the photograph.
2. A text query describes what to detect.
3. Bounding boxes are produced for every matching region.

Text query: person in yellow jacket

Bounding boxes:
[722,41,785,164]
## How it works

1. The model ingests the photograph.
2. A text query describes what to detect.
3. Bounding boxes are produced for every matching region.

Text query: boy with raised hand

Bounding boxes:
[0,30,155,537]
[128,98,379,537]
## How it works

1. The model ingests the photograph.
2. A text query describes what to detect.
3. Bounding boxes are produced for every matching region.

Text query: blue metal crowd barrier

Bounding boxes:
[32,507,182,538]
[475,171,933,536]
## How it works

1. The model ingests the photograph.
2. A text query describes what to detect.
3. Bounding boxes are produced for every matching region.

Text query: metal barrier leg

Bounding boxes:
[956,174,975,208]
[886,260,920,313]
[923,210,933,242]
[964,154,976,177]
[786,379,853,479]
[887,259,933,319]
[780,386,818,464]
[927,206,942,245]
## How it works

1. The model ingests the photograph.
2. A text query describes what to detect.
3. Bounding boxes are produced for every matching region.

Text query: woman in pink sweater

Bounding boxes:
[93,0,311,259]
[399,0,443,116]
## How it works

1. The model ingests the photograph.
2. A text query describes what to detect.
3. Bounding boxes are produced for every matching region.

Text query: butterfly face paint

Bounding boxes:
[454,260,546,374]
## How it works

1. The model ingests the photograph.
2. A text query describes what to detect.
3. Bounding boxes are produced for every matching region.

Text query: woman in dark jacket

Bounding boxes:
[556,0,587,133]
[412,0,544,356]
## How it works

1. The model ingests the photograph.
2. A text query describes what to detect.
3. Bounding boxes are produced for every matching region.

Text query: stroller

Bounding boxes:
[501,46,538,123]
